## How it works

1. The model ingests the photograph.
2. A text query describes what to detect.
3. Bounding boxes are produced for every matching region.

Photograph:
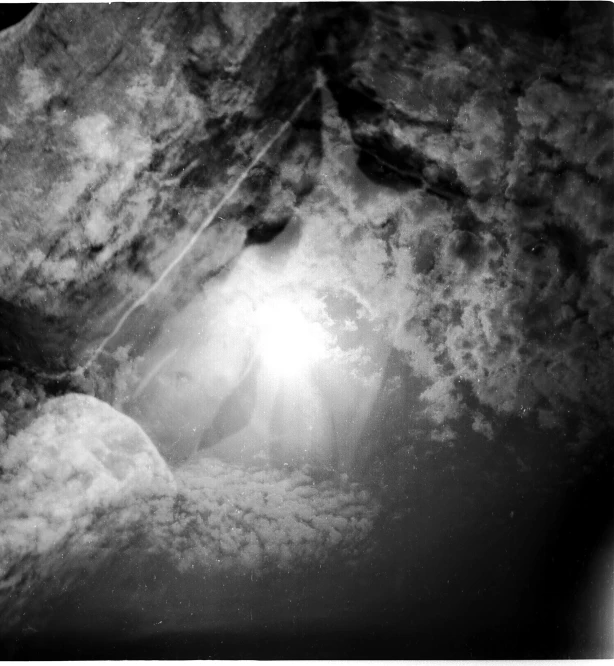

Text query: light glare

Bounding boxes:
[256,299,327,377]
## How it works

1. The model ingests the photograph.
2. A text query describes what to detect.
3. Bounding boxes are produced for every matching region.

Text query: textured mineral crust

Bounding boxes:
[0,3,320,369]
[0,3,613,658]
[0,393,175,630]
[311,3,614,437]
[0,398,377,633]
[0,3,611,443]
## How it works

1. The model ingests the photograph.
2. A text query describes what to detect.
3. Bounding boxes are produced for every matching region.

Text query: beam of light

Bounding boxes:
[131,347,178,400]
[81,74,325,373]
[255,298,328,379]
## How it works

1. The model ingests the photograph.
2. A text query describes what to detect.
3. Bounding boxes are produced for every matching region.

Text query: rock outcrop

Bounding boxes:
[0,393,175,631]
[0,3,612,454]
[0,394,174,547]
[0,394,377,635]
[312,3,614,435]
[0,3,320,371]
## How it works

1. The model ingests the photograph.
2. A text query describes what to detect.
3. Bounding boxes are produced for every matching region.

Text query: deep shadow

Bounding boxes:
[0,4,36,31]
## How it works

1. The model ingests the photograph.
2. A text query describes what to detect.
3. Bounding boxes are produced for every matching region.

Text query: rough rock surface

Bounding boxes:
[0,439,377,635]
[0,393,175,629]
[0,5,613,657]
[0,393,174,548]
[0,4,612,455]
[136,456,378,574]
[0,3,320,370]
[313,4,614,436]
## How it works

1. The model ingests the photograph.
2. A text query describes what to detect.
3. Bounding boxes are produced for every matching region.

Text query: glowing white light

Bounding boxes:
[256,299,328,377]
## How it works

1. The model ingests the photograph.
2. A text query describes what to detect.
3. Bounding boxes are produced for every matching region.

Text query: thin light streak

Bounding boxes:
[83,76,323,370]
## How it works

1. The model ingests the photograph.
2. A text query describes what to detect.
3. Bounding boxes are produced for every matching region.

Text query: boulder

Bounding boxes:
[0,393,175,633]
[0,393,175,556]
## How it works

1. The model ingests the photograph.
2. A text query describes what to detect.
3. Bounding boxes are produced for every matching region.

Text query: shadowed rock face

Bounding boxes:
[311,3,614,434]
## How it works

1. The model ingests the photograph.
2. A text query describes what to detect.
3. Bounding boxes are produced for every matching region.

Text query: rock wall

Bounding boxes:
[0,2,612,448]
[0,3,320,370]
[312,3,614,434]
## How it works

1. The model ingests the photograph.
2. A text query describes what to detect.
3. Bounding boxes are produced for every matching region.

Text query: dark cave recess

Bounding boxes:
[0,4,36,32]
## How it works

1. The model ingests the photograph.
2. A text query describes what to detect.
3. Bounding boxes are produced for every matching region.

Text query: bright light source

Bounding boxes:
[256,299,328,377]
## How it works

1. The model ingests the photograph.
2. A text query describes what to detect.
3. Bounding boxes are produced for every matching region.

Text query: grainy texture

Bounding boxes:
[311,4,614,433]
[0,3,320,369]
[0,5,613,657]
[0,393,175,631]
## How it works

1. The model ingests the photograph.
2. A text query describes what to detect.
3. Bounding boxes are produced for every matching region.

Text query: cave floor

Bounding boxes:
[3,439,612,660]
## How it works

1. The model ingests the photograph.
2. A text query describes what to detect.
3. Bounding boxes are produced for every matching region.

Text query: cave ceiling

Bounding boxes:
[0,2,612,447]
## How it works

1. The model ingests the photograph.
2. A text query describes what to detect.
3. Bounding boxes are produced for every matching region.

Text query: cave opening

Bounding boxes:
[0,2,613,660]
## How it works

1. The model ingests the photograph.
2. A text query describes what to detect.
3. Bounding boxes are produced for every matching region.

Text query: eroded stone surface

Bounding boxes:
[313,4,614,434]
[0,394,174,547]
[0,3,320,369]
[0,393,175,630]
[0,3,612,453]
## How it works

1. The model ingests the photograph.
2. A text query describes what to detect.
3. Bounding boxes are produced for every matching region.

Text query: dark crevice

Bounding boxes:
[522,223,603,282]
[148,151,165,173]
[452,207,484,233]
[91,43,125,78]
[45,25,70,52]
[449,230,483,268]
[542,223,603,281]
[126,235,153,276]
[357,150,423,192]
[451,24,470,52]
[326,80,386,120]
[0,298,74,373]
[245,218,291,247]
[182,59,227,98]
[356,145,467,202]
[88,244,104,258]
